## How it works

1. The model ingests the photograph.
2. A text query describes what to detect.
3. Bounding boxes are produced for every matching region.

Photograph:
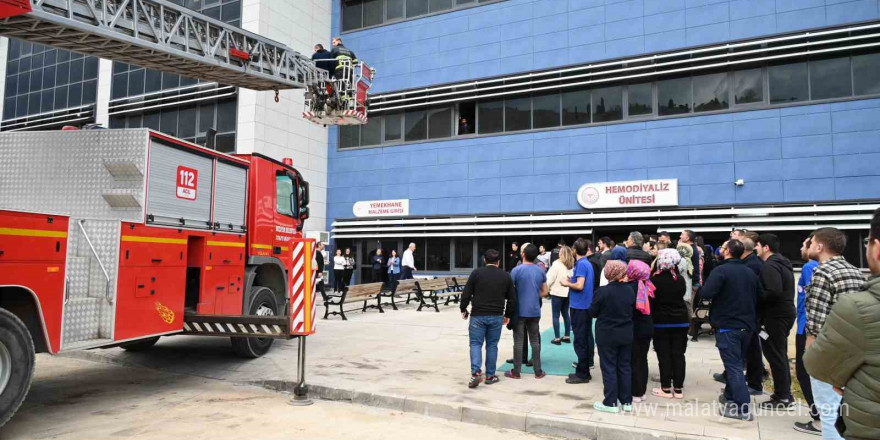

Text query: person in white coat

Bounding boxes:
[547,245,575,345]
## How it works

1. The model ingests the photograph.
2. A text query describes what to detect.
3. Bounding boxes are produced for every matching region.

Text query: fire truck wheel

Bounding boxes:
[120,337,160,352]
[0,308,35,429]
[230,287,277,358]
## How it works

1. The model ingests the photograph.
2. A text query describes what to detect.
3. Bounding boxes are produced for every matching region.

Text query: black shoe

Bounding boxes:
[484,375,499,385]
[718,394,729,405]
[719,403,753,421]
[748,386,764,396]
[468,373,483,389]
[760,397,795,410]
[561,336,571,343]
[713,373,726,384]
[565,373,590,384]
[793,421,822,436]
[506,358,514,364]
[551,338,562,345]
[525,359,534,367]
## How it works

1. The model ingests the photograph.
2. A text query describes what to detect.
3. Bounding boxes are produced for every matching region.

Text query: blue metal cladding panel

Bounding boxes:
[334,0,880,93]
[327,99,880,225]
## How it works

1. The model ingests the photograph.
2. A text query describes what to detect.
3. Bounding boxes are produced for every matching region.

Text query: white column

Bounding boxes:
[94,58,113,127]
[0,38,9,122]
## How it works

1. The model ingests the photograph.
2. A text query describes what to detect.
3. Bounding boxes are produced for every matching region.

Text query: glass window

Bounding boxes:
[40,89,54,113]
[658,77,692,116]
[404,109,427,141]
[145,69,162,93]
[199,104,215,133]
[592,86,623,122]
[426,238,450,271]
[84,57,99,80]
[42,65,55,89]
[561,88,590,125]
[361,115,382,146]
[386,0,404,20]
[82,80,97,104]
[342,0,362,31]
[406,0,429,17]
[127,68,145,96]
[340,125,359,148]
[163,72,180,89]
[853,53,880,96]
[216,99,236,132]
[28,93,39,115]
[430,0,453,12]
[428,106,452,139]
[363,0,382,27]
[111,73,126,99]
[477,237,503,267]
[69,57,84,83]
[769,62,808,104]
[384,112,402,141]
[734,68,763,105]
[160,108,178,135]
[477,99,503,134]
[693,72,728,112]
[68,82,82,106]
[178,106,197,139]
[53,86,67,110]
[276,174,295,217]
[627,83,652,117]
[215,133,236,153]
[455,238,474,269]
[532,91,560,128]
[810,57,852,100]
[143,112,160,130]
[456,0,475,4]
[504,96,531,131]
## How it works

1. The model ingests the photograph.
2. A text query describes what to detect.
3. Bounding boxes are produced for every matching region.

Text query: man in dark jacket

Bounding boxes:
[701,239,761,421]
[598,236,614,270]
[507,242,520,272]
[330,37,358,82]
[585,239,602,291]
[625,231,653,265]
[311,44,335,76]
[461,249,515,388]
[550,239,565,265]
[755,233,797,409]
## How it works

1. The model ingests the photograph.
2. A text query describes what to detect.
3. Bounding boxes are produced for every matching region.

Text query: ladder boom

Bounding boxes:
[0,0,329,91]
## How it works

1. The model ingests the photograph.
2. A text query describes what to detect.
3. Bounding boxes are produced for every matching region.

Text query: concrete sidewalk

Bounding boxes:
[65,300,818,440]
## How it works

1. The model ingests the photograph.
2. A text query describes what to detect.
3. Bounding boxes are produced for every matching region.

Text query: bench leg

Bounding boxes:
[340,303,347,321]
[377,296,384,313]
[323,302,330,320]
[362,300,368,313]
[444,295,452,306]
[432,296,440,313]
[390,294,398,311]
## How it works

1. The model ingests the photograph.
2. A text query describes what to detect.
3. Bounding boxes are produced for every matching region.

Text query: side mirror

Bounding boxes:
[298,179,310,207]
[297,207,310,232]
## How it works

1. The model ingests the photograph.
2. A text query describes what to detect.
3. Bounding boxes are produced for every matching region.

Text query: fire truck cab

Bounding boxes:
[0,129,318,425]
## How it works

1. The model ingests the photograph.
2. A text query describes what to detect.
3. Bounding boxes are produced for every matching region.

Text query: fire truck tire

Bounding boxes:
[230,287,277,358]
[120,337,160,352]
[0,308,35,429]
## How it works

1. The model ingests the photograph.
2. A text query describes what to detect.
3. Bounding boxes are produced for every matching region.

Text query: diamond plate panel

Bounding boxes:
[62,219,120,346]
[0,129,149,221]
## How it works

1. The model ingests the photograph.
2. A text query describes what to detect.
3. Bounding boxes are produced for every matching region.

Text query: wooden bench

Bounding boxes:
[321,282,385,320]
[690,289,713,341]
[378,278,418,310]
[414,278,460,312]
[452,276,468,291]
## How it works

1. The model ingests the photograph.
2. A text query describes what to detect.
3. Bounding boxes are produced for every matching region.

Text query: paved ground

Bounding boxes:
[7,355,548,440]
[61,299,817,440]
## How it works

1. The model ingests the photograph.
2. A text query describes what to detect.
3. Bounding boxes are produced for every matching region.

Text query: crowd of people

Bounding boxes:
[459,209,880,439]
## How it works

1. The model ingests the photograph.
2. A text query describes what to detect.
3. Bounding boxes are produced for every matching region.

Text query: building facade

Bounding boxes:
[0,0,333,234]
[329,0,880,281]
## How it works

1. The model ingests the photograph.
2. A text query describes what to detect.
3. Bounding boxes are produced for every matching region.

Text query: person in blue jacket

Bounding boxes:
[793,234,822,434]
[590,260,635,414]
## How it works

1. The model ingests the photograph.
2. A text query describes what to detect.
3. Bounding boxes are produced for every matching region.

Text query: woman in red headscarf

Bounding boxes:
[626,259,655,403]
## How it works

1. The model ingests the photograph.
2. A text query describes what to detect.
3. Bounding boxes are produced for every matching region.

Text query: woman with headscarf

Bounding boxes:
[590,260,634,414]
[650,249,689,399]
[676,242,695,323]
[626,259,654,403]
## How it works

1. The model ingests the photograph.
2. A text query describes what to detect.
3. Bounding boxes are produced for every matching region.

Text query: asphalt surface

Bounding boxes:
[3,355,549,440]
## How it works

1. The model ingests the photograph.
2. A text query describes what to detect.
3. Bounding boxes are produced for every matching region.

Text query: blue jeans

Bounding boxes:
[551,295,571,339]
[716,330,752,415]
[469,315,503,376]
[571,308,594,379]
[810,377,844,440]
[598,342,632,407]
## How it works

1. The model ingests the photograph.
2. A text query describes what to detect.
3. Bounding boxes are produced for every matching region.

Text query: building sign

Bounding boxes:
[577,179,678,209]
[353,199,410,217]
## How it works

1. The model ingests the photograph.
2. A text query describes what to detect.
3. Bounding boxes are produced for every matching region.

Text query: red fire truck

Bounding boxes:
[0,129,319,425]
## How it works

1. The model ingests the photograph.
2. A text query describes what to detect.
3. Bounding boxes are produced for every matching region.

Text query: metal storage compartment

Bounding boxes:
[213,161,247,232]
[146,139,214,228]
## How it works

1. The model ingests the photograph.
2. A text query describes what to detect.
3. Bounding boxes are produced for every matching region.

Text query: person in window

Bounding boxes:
[387,249,401,287]
[458,117,470,135]
[333,249,346,293]
[343,247,355,287]
[370,249,384,284]
[507,242,520,272]
[311,43,335,76]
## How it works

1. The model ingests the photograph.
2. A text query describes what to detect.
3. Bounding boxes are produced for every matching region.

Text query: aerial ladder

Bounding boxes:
[0,0,373,125]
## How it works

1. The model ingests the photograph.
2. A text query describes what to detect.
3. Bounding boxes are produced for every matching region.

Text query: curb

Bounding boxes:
[61,352,723,440]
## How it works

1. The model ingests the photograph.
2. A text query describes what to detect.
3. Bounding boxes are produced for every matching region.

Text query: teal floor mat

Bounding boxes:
[496,327,581,377]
